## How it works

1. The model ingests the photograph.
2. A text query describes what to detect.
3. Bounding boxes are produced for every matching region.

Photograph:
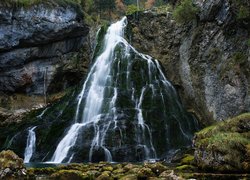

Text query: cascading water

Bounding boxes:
[48,17,199,163]
[24,126,37,163]
[0,17,199,163]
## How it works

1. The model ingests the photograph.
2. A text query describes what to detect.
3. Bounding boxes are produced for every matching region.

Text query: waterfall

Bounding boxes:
[24,126,37,163]
[50,17,128,163]
[49,17,198,163]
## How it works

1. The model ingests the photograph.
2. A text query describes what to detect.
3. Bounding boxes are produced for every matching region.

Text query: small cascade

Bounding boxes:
[24,126,37,163]
[37,107,48,119]
[47,16,199,163]
[135,87,157,159]
[50,17,128,163]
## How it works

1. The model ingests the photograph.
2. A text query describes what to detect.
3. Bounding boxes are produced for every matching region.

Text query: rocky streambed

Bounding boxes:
[1,150,250,180]
[2,110,250,180]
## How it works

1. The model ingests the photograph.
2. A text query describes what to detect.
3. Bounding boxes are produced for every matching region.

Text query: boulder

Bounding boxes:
[0,150,27,179]
[194,113,250,172]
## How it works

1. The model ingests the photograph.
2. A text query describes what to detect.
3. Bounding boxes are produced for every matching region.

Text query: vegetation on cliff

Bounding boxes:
[173,0,198,23]
[194,113,250,172]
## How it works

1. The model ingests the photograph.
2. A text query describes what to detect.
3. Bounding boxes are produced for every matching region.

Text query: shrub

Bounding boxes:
[173,0,198,24]
[126,4,139,15]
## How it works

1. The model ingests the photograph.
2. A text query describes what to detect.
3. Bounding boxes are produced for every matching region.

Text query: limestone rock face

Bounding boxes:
[0,2,89,95]
[127,2,249,123]
[194,0,231,24]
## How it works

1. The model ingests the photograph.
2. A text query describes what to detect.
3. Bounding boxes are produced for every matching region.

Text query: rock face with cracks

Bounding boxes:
[0,1,90,96]
[127,0,249,124]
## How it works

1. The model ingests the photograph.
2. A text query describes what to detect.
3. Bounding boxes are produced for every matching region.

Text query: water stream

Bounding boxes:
[24,126,37,163]
[48,17,198,163]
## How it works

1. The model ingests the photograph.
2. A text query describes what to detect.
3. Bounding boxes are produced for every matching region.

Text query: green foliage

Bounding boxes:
[156,5,173,14]
[173,0,198,24]
[237,6,250,19]
[126,4,139,15]
[231,0,250,20]
[248,39,250,46]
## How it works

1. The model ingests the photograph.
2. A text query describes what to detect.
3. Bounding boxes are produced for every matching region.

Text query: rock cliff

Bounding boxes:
[127,0,250,124]
[0,1,89,110]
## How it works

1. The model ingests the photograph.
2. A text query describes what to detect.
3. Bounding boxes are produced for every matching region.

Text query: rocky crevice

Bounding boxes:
[127,0,249,124]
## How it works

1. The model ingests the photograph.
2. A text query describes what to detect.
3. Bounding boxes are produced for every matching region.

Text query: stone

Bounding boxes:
[127,8,249,123]
[144,162,167,175]
[159,170,183,180]
[96,171,111,180]
[0,1,89,98]
[194,113,250,172]
[137,167,155,178]
[120,174,137,180]
[0,150,26,179]
[102,165,113,172]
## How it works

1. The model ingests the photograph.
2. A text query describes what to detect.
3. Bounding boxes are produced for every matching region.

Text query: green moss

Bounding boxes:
[126,4,140,15]
[237,6,250,19]
[50,170,88,180]
[156,5,173,14]
[176,165,195,171]
[181,154,194,165]
[247,39,250,46]
[196,113,250,138]
[0,150,24,169]
[195,113,250,172]
[173,0,199,24]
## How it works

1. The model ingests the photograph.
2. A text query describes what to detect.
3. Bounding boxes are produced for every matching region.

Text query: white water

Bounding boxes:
[50,17,127,163]
[24,126,37,163]
[49,16,194,163]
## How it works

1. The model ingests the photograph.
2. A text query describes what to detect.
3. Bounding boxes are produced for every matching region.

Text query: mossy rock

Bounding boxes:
[0,150,24,170]
[50,170,88,180]
[96,171,112,180]
[113,168,126,174]
[176,165,195,171]
[120,174,137,180]
[102,165,113,172]
[137,167,155,178]
[86,170,101,178]
[180,154,195,165]
[194,113,250,172]
[144,162,167,175]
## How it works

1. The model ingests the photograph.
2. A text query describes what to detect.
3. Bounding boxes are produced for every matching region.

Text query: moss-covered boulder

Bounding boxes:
[50,170,88,180]
[194,113,250,172]
[0,150,26,178]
